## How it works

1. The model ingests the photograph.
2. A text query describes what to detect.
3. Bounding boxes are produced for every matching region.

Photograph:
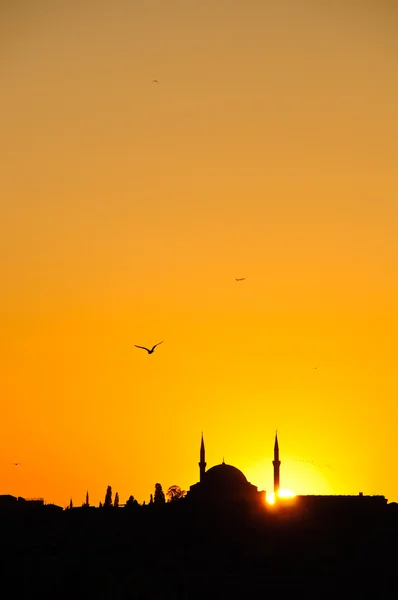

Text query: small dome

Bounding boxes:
[203,463,248,487]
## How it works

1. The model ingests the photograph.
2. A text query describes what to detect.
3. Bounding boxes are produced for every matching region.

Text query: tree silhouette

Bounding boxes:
[69,498,73,510]
[114,492,119,508]
[154,483,165,505]
[167,485,186,502]
[104,485,113,508]
[149,494,153,505]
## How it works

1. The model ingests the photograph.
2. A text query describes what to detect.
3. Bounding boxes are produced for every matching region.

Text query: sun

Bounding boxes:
[266,489,296,505]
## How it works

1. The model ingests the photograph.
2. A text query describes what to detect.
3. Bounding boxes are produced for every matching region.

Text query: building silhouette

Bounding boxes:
[0,495,63,512]
[186,432,387,513]
[187,434,266,507]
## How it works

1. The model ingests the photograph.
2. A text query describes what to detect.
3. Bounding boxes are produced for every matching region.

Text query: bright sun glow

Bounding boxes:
[266,489,296,505]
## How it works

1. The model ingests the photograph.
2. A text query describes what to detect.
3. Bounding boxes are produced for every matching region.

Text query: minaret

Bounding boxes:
[273,432,281,495]
[199,432,206,482]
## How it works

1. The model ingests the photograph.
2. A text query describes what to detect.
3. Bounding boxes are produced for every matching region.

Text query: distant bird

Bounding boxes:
[153,80,159,83]
[235,277,246,281]
[13,463,21,466]
[134,341,163,354]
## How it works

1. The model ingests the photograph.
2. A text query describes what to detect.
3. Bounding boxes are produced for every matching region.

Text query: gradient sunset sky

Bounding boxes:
[1,1,398,508]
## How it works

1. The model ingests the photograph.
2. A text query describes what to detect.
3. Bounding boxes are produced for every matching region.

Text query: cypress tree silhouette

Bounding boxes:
[114,492,119,508]
[104,485,113,508]
[154,483,165,505]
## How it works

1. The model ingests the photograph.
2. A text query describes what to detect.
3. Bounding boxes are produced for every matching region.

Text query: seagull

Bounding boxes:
[134,341,163,354]
[153,80,159,83]
[235,277,246,281]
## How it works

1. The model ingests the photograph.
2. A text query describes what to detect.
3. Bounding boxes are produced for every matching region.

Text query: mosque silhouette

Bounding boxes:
[185,433,388,513]
[186,433,281,507]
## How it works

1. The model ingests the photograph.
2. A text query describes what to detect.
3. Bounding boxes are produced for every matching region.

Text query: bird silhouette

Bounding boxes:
[235,277,246,281]
[134,341,163,354]
[153,79,159,83]
[13,463,21,466]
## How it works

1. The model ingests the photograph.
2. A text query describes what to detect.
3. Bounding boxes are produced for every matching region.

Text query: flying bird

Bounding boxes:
[153,80,159,83]
[134,341,163,354]
[13,463,21,466]
[235,277,246,281]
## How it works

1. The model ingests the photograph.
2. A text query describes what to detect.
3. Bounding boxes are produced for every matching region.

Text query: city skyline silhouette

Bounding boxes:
[1,431,392,510]
[1,447,397,597]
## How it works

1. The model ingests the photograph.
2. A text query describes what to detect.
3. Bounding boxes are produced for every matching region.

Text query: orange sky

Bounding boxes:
[1,1,398,508]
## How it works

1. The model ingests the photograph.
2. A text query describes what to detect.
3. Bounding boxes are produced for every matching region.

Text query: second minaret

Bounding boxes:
[273,432,281,494]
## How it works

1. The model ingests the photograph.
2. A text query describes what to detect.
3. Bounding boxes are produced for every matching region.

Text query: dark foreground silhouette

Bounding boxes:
[1,499,398,598]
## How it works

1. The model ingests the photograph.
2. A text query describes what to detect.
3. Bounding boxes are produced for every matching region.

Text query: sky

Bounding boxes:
[1,0,398,507]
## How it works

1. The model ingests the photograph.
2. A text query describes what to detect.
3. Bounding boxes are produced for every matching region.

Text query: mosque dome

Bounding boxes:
[203,462,248,488]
